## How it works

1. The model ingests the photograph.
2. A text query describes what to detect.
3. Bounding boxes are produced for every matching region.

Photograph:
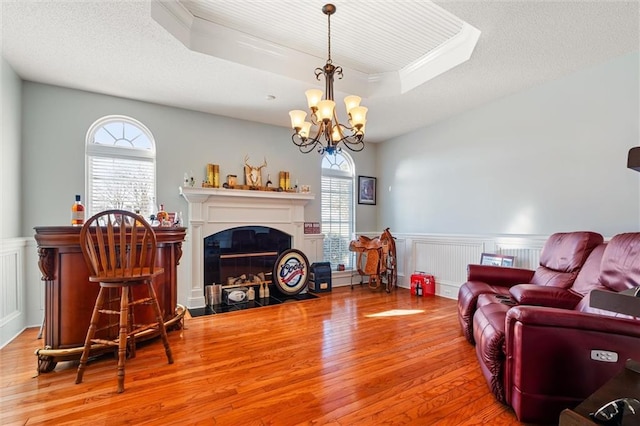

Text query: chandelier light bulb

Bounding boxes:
[289,110,307,130]
[305,89,323,110]
[300,122,312,138]
[344,95,361,114]
[316,100,335,122]
[349,106,368,127]
[331,125,342,142]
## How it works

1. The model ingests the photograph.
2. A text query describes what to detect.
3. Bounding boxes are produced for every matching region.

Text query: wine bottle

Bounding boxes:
[71,194,85,226]
[134,209,144,227]
[156,203,169,226]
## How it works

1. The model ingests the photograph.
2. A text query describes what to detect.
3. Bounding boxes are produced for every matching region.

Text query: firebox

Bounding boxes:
[203,226,292,287]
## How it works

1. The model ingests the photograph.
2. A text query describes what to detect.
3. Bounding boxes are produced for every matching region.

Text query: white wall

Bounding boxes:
[1,56,21,238]
[1,57,30,348]
[20,82,378,236]
[377,52,640,236]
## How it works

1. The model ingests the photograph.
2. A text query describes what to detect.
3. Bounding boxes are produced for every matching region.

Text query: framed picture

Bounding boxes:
[480,253,515,267]
[358,176,376,205]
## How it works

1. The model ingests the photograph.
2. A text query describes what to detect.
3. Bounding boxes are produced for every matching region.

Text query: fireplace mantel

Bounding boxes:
[179,186,315,307]
[180,186,315,204]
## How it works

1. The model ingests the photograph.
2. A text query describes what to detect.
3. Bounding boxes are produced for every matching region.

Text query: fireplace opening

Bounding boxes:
[204,226,292,287]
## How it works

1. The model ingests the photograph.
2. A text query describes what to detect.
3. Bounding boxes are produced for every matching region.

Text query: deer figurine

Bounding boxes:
[244,155,267,188]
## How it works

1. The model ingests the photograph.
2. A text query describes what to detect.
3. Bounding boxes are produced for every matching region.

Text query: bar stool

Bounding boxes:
[75,209,173,393]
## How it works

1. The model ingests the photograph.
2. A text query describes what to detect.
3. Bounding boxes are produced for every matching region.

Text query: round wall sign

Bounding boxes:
[272,249,310,295]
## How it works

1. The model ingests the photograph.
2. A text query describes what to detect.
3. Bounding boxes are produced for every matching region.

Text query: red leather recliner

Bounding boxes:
[458,231,604,344]
[474,233,640,424]
[472,242,606,404]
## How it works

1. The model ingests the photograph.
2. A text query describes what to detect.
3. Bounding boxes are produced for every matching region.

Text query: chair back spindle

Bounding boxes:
[80,209,157,282]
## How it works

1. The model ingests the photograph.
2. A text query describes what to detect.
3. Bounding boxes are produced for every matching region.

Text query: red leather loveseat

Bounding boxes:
[457,231,603,344]
[471,233,640,424]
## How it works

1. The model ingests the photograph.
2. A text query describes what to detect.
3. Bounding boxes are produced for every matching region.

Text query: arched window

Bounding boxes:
[321,151,355,269]
[85,115,156,218]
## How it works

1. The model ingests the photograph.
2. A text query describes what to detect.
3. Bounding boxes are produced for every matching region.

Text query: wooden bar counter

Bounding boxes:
[33,225,187,372]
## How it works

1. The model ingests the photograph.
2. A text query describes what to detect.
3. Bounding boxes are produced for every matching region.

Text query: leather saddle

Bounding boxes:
[349,235,383,252]
[349,235,388,276]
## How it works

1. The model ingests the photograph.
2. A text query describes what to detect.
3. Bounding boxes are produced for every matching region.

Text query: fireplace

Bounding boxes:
[180,187,314,307]
[204,226,291,286]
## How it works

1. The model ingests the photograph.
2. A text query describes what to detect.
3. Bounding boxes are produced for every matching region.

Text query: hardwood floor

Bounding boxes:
[0,287,524,425]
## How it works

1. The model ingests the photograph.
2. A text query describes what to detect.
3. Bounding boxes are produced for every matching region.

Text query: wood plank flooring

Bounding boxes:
[0,287,524,425]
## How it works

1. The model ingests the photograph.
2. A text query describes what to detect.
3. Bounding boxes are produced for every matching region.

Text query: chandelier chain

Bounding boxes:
[327,12,332,63]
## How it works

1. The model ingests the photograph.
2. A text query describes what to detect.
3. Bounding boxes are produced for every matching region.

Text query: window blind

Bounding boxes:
[87,156,155,217]
[321,175,354,269]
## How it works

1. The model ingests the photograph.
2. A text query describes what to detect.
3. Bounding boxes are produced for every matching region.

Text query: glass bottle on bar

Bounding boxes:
[156,203,169,226]
[71,194,85,226]
[134,208,144,227]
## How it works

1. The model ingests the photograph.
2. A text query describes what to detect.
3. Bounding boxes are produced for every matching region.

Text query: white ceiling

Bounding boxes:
[1,1,639,143]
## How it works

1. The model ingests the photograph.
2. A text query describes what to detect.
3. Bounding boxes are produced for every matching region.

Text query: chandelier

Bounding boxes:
[289,4,368,155]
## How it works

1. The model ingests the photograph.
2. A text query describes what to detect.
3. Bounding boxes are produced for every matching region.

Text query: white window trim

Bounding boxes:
[85,115,157,217]
[321,152,356,270]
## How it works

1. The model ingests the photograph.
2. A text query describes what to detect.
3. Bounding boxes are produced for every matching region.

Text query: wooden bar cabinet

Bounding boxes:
[33,226,187,372]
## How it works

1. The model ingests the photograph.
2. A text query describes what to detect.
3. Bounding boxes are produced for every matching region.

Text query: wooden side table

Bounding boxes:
[590,287,640,317]
[560,287,640,425]
[559,359,640,425]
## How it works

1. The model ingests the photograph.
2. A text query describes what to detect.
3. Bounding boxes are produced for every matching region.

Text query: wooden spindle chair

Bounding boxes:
[75,209,173,393]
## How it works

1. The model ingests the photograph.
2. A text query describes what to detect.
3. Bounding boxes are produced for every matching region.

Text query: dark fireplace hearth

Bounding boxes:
[187,292,318,317]
[203,226,292,288]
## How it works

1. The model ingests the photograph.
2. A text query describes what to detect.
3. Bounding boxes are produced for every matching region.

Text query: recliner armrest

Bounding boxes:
[505,305,640,335]
[504,305,640,423]
[510,284,582,309]
[467,264,535,287]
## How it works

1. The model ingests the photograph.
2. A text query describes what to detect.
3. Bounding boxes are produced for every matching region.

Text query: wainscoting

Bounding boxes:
[329,233,549,298]
[1,232,555,348]
[0,238,28,348]
[396,234,548,298]
[0,238,24,344]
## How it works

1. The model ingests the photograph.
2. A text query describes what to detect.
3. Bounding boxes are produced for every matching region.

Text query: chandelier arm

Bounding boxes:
[292,134,321,154]
[335,122,359,138]
[331,122,364,151]
[323,122,336,148]
[339,136,365,152]
[292,120,327,151]
[332,110,346,140]
[334,65,343,80]
[291,133,308,147]
[314,121,327,144]
[300,142,320,154]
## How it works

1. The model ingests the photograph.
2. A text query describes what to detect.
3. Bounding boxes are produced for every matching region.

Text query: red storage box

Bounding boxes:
[411,273,435,296]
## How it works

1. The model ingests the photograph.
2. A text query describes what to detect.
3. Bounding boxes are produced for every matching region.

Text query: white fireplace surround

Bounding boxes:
[180,187,314,307]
